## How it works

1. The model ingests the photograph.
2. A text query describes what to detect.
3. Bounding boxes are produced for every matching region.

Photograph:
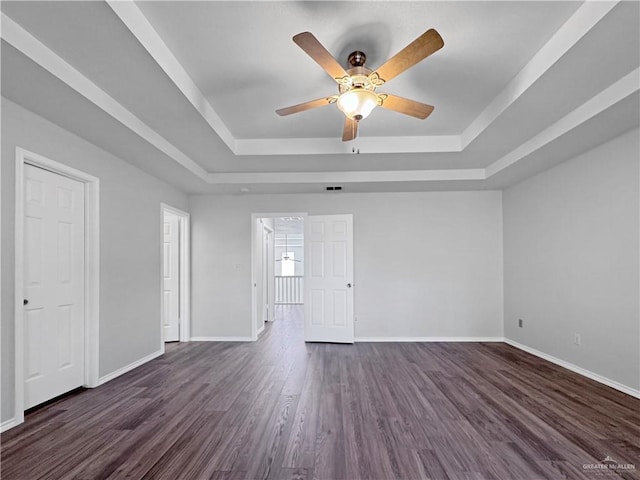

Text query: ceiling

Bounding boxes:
[1,1,638,194]
[274,218,304,238]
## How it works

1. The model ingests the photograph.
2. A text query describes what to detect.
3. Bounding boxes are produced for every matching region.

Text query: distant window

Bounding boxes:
[281,252,295,276]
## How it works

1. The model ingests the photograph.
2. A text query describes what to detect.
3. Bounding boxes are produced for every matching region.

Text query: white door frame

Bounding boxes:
[160,204,191,345]
[266,226,275,323]
[258,222,274,335]
[250,212,307,341]
[14,147,100,427]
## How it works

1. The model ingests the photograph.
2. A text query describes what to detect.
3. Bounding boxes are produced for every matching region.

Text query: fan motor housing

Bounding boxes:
[339,68,375,95]
[338,50,376,95]
[348,51,366,67]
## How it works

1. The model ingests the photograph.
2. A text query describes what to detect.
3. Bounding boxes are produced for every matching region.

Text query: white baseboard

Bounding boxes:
[355,336,504,342]
[257,324,265,336]
[190,336,252,342]
[97,349,164,386]
[1,417,18,433]
[504,338,640,399]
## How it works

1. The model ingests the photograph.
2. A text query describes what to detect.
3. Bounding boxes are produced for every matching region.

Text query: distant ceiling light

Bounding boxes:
[240,187,250,193]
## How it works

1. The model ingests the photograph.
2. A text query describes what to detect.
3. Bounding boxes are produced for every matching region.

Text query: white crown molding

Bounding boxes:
[208,168,485,185]
[234,135,462,156]
[0,13,210,182]
[108,1,619,157]
[1,3,633,189]
[107,0,463,157]
[485,68,640,178]
[460,0,619,149]
[106,1,236,153]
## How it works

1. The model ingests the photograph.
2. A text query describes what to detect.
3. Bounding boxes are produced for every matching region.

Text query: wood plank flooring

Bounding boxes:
[1,305,638,479]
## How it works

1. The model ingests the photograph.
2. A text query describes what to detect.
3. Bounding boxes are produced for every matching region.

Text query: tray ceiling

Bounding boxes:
[1,1,638,194]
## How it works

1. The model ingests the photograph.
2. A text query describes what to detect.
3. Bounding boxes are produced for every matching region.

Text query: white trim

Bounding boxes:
[257,324,265,336]
[97,349,163,386]
[190,336,253,342]
[14,148,100,428]
[234,135,462,156]
[261,223,274,326]
[160,204,191,345]
[208,169,485,185]
[486,68,640,178]
[1,418,18,433]
[504,338,640,399]
[0,13,208,181]
[1,8,633,187]
[461,1,619,149]
[106,1,615,158]
[106,1,236,153]
[355,336,505,342]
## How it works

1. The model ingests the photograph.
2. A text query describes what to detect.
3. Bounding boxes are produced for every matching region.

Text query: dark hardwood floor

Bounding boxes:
[1,305,638,480]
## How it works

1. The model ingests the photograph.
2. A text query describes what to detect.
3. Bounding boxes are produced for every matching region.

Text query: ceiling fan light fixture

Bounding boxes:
[336,88,378,121]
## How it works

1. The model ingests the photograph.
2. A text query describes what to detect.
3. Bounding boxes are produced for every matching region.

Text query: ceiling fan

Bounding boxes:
[276,29,444,141]
[276,234,300,263]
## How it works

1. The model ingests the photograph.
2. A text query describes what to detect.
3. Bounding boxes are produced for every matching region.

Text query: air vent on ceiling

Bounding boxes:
[326,186,343,191]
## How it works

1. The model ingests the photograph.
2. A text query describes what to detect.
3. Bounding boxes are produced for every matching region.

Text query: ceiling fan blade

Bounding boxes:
[342,117,358,142]
[276,96,337,116]
[370,29,444,85]
[377,93,434,119]
[293,32,349,83]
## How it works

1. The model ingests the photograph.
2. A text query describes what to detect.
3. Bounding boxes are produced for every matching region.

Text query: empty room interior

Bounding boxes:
[1,1,639,479]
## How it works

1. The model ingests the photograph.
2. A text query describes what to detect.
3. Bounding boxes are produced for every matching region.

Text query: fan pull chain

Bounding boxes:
[351,120,359,154]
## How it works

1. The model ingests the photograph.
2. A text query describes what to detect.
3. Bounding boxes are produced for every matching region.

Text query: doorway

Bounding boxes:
[274,217,304,324]
[14,148,100,427]
[251,213,304,339]
[250,213,354,343]
[161,204,190,345]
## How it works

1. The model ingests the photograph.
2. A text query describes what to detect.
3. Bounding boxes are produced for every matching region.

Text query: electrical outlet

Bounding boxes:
[573,333,581,346]
[518,318,523,328]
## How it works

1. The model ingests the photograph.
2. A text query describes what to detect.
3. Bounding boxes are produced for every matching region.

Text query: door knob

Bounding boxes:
[23,299,29,306]
[347,283,352,288]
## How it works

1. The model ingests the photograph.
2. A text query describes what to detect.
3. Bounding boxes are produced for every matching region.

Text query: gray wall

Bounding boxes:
[503,128,640,390]
[1,98,189,423]
[190,191,504,339]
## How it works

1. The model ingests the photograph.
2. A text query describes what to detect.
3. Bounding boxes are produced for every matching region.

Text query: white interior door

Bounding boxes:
[304,214,354,343]
[23,164,85,409]
[163,212,180,342]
